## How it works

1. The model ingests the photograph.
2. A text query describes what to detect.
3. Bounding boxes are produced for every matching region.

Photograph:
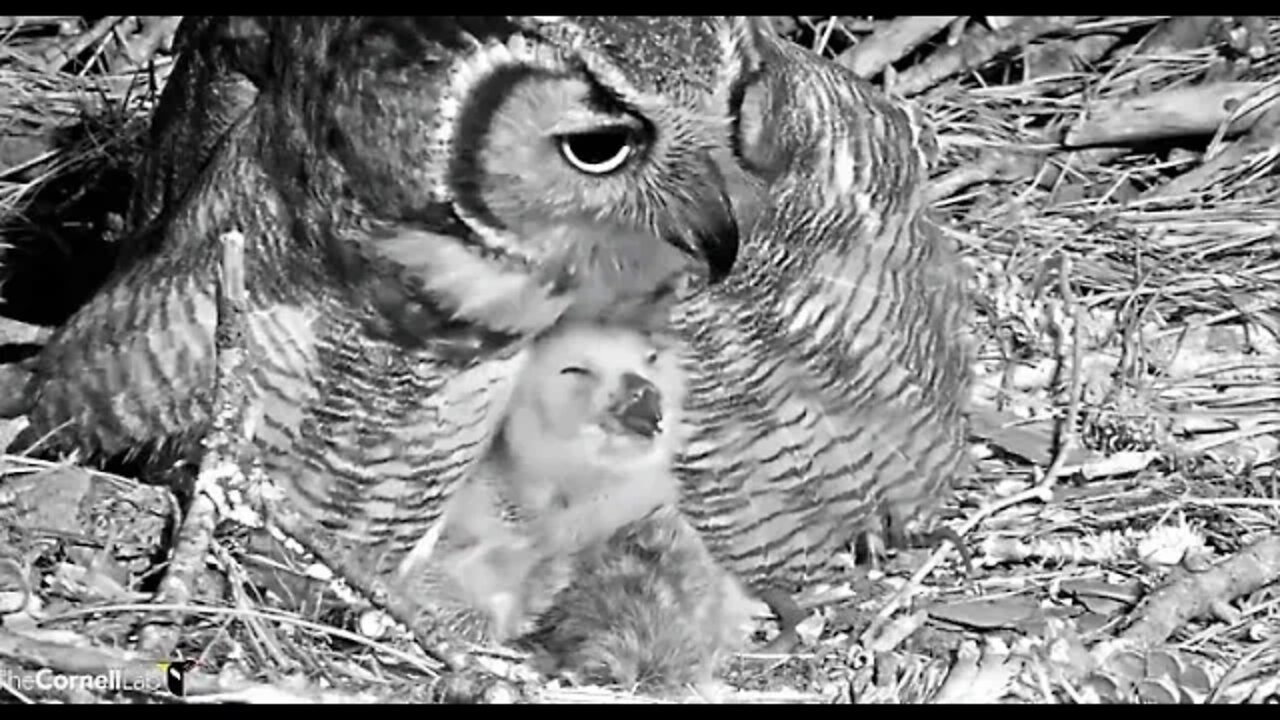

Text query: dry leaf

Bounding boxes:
[931,639,1024,703]
[929,596,1043,630]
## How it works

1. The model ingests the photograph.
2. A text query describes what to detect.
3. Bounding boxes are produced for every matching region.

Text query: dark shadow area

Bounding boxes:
[0,115,145,327]
[0,342,42,363]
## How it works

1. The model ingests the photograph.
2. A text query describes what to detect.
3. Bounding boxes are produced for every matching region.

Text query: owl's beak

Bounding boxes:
[663,192,739,285]
[609,371,664,438]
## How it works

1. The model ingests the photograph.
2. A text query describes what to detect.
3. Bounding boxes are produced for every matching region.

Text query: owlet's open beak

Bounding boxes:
[609,371,664,439]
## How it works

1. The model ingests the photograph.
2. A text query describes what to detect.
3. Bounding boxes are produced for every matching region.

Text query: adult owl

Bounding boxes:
[5,16,739,679]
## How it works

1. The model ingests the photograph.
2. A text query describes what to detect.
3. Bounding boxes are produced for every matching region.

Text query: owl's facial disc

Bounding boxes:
[452,64,739,285]
[547,115,739,286]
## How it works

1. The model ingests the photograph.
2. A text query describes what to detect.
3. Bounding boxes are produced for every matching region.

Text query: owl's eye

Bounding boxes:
[560,366,592,377]
[645,350,658,364]
[558,128,635,175]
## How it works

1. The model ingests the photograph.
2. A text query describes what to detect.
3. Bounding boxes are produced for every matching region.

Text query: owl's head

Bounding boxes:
[264,18,738,334]
[438,27,742,312]
[507,321,683,462]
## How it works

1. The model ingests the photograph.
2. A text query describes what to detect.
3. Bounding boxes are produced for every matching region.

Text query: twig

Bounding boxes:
[1206,632,1280,703]
[180,685,378,704]
[1204,78,1280,162]
[208,539,294,672]
[1119,533,1280,646]
[1045,252,1084,493]
[0,17,79,33]
[894,16,1082,97]
[860,253,1085,645]
[836,16,957,79]
[1064,82,1279,148]
[0,622,379,703]
[49,602,440,675]
[0,624,184,695]
[138,231,258,656]
[1141,81,1280,201]
[0,674,34,703]
[115,16,183,69]
[926,149,1045,205]
[858,483,1055,646]
[36,16,123,73]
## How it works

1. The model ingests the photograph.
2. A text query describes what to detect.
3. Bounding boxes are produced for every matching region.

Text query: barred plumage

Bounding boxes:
[490,16,973,681]
[8,16,739,663]
[666,17,973,643]
[11,16,973,690]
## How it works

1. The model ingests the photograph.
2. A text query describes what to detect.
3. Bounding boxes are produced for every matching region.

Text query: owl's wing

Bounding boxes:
[21,110,275,464]
[675,242,971,593]
[19,81,524,630]
[674,19,972,594]
[123,17,265,263]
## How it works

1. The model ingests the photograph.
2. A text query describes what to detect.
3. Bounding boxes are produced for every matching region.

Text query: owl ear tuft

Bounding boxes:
[723,18,752,68]
[725,17,790,74]
[723,17,789,181]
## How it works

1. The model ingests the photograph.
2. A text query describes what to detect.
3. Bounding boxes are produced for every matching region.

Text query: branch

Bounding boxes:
[138,231,261,656]
[1140,84,1280,200]
[1064,82,1278,148]
[895,16,1082,97]
[35,16,123,73]
[0,623,379,703]
[1119,533,1280,646]
[836,16,958,79]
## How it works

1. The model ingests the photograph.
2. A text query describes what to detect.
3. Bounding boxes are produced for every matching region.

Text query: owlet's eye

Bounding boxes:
[558,128,635,175]
[560,366,592,377]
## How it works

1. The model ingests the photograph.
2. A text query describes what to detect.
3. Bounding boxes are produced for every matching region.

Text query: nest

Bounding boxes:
[1,16,1278,705]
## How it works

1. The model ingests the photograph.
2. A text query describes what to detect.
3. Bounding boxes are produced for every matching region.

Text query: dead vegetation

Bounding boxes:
[1,15,1279,705]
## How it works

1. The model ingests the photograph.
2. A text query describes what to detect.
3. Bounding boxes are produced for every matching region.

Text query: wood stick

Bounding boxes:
[944,17,969,46]
[894,16,1082,97]
[0,17,80,32]
[926,149,1044,205]
[116,16,183,68]
[836,16,957,79]
[138,231,257,657]
[1141,89,1280,200]
[1120,533,1280,646]
[35,16,123,73]
[1064,82,1277,148]
[0,624,378,702]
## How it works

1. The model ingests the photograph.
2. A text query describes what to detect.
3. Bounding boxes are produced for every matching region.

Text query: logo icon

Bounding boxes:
[156,660,195,697]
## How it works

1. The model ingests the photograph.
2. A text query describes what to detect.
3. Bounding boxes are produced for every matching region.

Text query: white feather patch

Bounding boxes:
[431,33,571,182]
[372,228,571,334]
[396,514,446,580]
[831,142,857,197]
